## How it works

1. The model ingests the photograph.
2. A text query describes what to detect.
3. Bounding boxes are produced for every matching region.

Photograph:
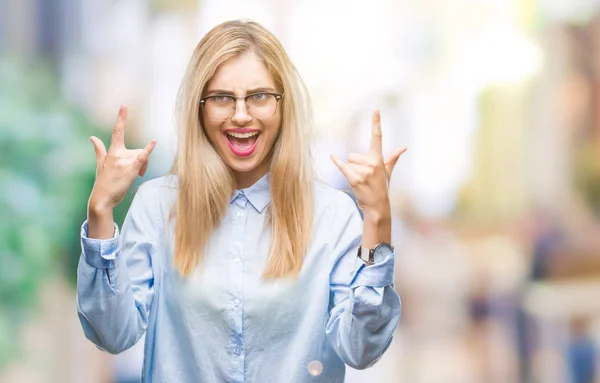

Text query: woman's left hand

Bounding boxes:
[330,110,407,221]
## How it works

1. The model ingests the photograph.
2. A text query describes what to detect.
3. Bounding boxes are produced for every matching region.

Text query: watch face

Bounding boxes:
[373,242,393,262]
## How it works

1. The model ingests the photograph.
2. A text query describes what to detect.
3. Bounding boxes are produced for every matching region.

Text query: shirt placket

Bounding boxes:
[229,193,247,383]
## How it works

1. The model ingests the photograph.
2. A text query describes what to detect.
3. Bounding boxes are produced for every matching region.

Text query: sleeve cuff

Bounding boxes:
[350,252,395,288]
[80,220,120,269]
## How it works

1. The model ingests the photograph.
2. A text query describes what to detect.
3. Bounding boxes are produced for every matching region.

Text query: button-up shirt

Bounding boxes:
[76,173,400,382]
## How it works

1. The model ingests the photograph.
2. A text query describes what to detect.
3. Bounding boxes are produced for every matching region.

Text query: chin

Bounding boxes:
[224,155,263,173]
[228,161,259,173]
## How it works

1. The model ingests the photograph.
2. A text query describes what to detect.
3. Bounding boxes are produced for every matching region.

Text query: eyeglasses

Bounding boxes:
[200,92,283,122]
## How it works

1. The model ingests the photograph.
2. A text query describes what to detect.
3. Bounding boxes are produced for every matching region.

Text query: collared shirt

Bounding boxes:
[76,173,400,383]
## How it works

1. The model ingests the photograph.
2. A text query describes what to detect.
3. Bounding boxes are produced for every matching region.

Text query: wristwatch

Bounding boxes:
[357,242,394,266]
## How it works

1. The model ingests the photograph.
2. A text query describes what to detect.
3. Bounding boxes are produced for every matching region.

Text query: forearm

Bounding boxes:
[77,252,148,354]
[77,216,154,354]
[326,284,400,369]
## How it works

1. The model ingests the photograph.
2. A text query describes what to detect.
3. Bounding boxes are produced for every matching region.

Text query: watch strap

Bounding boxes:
[357,246,375,265]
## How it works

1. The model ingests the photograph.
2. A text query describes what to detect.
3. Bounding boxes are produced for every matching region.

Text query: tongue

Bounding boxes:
[228,135,257,151]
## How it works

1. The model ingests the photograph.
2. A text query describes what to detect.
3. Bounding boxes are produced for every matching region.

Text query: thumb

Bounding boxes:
[384,147,407,177]
[89,136,107,166]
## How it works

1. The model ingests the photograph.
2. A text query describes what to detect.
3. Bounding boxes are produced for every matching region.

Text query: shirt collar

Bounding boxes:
[229,172,270,213]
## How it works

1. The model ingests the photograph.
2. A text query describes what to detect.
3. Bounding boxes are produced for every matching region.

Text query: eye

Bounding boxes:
[212,95,233,104]
[249,93,268,101]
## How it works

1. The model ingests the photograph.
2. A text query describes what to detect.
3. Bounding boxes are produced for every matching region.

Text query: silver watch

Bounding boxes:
[357,242,394,265]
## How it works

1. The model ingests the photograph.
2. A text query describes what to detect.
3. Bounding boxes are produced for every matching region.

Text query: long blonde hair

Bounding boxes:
[170,20,314,279]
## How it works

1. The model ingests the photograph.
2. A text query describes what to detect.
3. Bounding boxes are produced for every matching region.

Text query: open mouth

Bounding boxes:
[224,131,260,157]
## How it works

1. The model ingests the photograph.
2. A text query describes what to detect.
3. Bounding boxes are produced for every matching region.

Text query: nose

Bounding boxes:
[230,98,253,125]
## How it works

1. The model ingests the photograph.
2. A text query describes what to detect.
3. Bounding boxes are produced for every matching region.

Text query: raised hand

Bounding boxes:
[88,105,156,212]
[330,110,406,221]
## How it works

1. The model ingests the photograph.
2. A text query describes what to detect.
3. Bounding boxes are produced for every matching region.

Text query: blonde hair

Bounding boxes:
[170,20,314,279]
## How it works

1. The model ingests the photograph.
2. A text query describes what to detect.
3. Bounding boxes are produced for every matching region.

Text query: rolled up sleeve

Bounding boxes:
[76,184,158,354]
[325,194,401,370]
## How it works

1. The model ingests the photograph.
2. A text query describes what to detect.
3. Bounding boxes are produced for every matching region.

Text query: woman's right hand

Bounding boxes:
[88,105,157,214]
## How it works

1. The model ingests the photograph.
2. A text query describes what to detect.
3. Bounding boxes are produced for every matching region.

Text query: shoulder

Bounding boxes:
[134,174,178,207]
[313,180,361,218]
[312,181,363,258]
[125,175,178,229]
[139,174,178,191]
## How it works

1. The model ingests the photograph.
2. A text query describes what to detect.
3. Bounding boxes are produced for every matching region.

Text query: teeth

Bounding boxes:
[227,131,259,139]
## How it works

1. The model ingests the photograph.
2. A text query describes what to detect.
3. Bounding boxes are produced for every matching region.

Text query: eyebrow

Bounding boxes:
[204,87,278,96]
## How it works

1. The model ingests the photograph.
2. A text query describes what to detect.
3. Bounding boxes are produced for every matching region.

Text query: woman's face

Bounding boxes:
[202,51,282,189]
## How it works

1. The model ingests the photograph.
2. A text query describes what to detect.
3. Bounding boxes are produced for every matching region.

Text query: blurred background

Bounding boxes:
[2,0,600,382]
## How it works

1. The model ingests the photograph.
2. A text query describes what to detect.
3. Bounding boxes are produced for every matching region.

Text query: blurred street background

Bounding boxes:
[2,0,600,382]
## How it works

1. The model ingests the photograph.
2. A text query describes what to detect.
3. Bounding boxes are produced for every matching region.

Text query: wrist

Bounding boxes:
[88,206,114,223]
[88,197,114,218]
[88,187,117,212]
[362,205,391,225]
[362,213,391,249]
[87,203,115,240]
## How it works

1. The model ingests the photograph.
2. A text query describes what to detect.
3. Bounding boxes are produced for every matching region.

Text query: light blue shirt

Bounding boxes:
[76,173,401,382]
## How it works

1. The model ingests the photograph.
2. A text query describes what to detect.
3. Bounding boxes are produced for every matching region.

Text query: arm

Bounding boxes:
[325,195,401,370]
[76,183,158,354]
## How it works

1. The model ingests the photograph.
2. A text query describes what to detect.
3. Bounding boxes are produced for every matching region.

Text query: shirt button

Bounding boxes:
[236,212,244,218]
[233,347,241,355]
[234,257,242,263]
[233,299,240,307]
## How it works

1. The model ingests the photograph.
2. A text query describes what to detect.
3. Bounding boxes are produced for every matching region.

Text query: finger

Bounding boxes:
[138,160,149,177]
[347,152,377,166]
[135,139,157,170]
[384,147,407,177]
[369,110,382,156]
[89,136,107,166]
[349,163,374,178]
[110,105,128,150]
[330,154,357,183]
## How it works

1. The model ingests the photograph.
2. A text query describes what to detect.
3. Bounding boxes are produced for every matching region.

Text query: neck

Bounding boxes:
[233,165,268,189]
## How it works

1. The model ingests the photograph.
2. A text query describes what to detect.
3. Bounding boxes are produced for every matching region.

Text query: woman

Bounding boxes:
[77,19,405,382]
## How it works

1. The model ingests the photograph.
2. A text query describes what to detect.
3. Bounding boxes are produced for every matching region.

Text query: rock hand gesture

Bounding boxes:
[87,105,156,239]
[331,110,407,249]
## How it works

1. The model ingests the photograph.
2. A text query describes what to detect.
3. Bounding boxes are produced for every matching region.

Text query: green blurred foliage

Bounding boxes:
[0,59,134,367]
